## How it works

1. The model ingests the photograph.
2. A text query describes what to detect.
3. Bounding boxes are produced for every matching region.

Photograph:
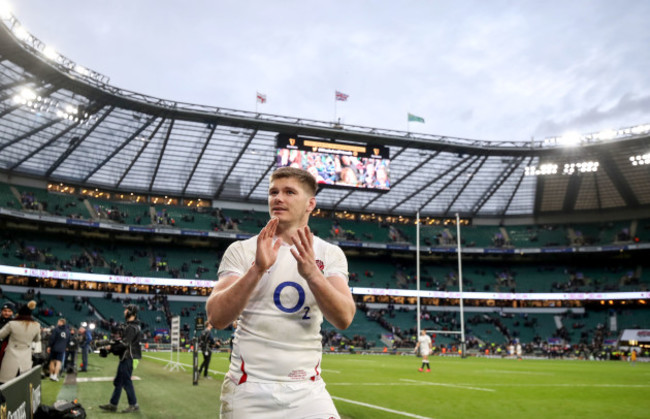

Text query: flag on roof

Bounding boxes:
[256,92,267,104]
[335,91,349,101]
[408,113,425,123]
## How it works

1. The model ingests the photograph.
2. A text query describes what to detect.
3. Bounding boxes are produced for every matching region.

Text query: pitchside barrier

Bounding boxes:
[0,365,41,419]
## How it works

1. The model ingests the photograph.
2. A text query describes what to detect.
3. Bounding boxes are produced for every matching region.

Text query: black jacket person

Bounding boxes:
[99,305,142,413]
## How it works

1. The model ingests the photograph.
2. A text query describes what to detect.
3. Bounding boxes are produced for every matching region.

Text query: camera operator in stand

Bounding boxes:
[99,304,142,414]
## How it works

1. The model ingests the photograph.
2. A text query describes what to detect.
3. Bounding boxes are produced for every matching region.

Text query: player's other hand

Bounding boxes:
[255,217,281,272]
[290,226,320,281]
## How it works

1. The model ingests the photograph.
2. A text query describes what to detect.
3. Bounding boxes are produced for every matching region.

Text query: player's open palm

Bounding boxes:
[256,217,281,271]
[290,226,319,281]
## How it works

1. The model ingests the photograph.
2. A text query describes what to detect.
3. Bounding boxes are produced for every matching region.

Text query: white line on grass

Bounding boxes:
[483,383,650,388]
[400,379,496,392]
[77,376,142,383]
[321,369,341,373]
[480,369,555,376]
[331,396,434,419]
[142,354,226,376]
[330,382,435,386]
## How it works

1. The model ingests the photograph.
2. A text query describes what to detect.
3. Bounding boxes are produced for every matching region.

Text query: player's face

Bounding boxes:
[268,177,315,227]
[2,308,12,318]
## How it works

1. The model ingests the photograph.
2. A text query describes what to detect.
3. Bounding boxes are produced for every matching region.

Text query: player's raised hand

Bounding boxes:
[290,226,320,281]
[255,218,281,272]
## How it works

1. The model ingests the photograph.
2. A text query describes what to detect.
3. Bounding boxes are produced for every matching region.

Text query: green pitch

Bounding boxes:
[41,352,650,418]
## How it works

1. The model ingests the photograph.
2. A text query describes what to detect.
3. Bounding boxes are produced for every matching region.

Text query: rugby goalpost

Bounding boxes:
[416,212,466,357]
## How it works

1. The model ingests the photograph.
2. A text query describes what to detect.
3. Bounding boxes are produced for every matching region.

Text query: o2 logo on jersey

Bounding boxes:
[273,281,310,319]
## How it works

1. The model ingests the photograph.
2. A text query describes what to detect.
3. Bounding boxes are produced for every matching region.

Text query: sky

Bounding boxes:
[6,0,650,142]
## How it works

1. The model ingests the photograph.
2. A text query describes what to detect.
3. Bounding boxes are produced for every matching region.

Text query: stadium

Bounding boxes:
[0,4,649,419]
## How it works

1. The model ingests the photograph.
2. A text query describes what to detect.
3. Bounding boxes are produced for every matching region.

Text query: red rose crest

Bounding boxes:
[315,259,324,273]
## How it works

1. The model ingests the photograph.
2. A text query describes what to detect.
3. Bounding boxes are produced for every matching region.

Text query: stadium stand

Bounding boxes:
[1,12,649,363]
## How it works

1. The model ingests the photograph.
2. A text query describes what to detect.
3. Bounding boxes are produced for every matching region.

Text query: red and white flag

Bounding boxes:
[256,92,267,104]
[335,91,349,101]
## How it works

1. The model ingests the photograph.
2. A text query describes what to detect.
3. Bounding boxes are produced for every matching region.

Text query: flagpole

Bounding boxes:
[334,94,337,123]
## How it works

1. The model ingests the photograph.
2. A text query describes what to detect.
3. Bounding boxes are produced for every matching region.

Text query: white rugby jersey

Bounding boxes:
[418,334,432,355]
[218,234,348,383]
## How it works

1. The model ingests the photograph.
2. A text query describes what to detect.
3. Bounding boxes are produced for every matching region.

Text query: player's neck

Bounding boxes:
[275,219,310,244]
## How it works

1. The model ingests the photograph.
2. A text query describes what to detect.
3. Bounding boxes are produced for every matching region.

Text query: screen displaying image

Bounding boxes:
[276,134,391,191]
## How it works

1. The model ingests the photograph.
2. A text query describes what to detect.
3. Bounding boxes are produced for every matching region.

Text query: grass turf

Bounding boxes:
[39,352,650,418]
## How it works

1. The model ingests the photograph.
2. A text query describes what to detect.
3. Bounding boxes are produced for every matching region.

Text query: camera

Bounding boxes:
[93,339,122,358]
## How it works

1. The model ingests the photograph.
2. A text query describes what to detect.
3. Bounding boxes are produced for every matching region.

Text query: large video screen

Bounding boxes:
[276,134,391,191]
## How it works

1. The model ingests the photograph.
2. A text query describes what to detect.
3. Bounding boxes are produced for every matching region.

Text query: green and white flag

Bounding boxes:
[408,113,425,123]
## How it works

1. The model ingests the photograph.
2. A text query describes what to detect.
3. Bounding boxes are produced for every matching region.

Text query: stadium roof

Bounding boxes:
[1,16,649,219]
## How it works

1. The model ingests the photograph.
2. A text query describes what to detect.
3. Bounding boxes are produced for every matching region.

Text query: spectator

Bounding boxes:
[1,302,15,329]
[0,301,40,384]
[0,302,15,366]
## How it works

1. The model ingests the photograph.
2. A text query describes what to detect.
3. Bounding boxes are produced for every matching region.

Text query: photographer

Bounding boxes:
[99,304,142,414]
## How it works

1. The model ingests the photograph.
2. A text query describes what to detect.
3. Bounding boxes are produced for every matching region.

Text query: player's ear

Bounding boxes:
[306,196,316,214]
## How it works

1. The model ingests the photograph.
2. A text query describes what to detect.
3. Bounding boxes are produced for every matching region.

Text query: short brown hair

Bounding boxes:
[270,167,317,196]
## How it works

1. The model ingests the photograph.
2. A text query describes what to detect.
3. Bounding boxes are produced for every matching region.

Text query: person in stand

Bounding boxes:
[206,167,355,418]
[0,301,40,384]
[47,318,70,381]
[198,323,214,379]
[78,326,92,372]
[99,304,142,414]
[414,330,432,372]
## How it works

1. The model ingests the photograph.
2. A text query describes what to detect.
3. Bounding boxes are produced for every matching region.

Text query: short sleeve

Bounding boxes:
[218,240,248,279]
[324,243,348,281]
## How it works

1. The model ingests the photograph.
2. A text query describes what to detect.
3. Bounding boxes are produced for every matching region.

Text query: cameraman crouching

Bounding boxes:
[99,304,142,413]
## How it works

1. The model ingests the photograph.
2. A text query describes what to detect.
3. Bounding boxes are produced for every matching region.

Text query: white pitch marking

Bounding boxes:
[76,376,142,382]
[321,369,341,373]
[332,396,434,419]
[480,369,555,376]
[330,383,425,386]
[142,354,226,376]
[400,379,496,392]
[484,383,650,388]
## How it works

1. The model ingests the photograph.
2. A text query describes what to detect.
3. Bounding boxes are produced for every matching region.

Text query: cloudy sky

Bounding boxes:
[8,0,650,142]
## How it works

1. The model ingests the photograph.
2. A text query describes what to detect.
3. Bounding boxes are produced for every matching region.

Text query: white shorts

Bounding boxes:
[220,376,340,419]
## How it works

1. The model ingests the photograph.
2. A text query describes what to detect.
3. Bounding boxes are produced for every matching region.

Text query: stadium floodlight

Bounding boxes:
[595,129,617,141]
[74,64,90,77]
[12,24,29,41]
[558,131,581,147]
[12,87,37,105]
[629,153,650,166]
[631,124,650,135]
[89,323,96,330]
[563,161,599,175]
[0,1,12,20]
[524,163,558,176]
[42,46,59,61]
